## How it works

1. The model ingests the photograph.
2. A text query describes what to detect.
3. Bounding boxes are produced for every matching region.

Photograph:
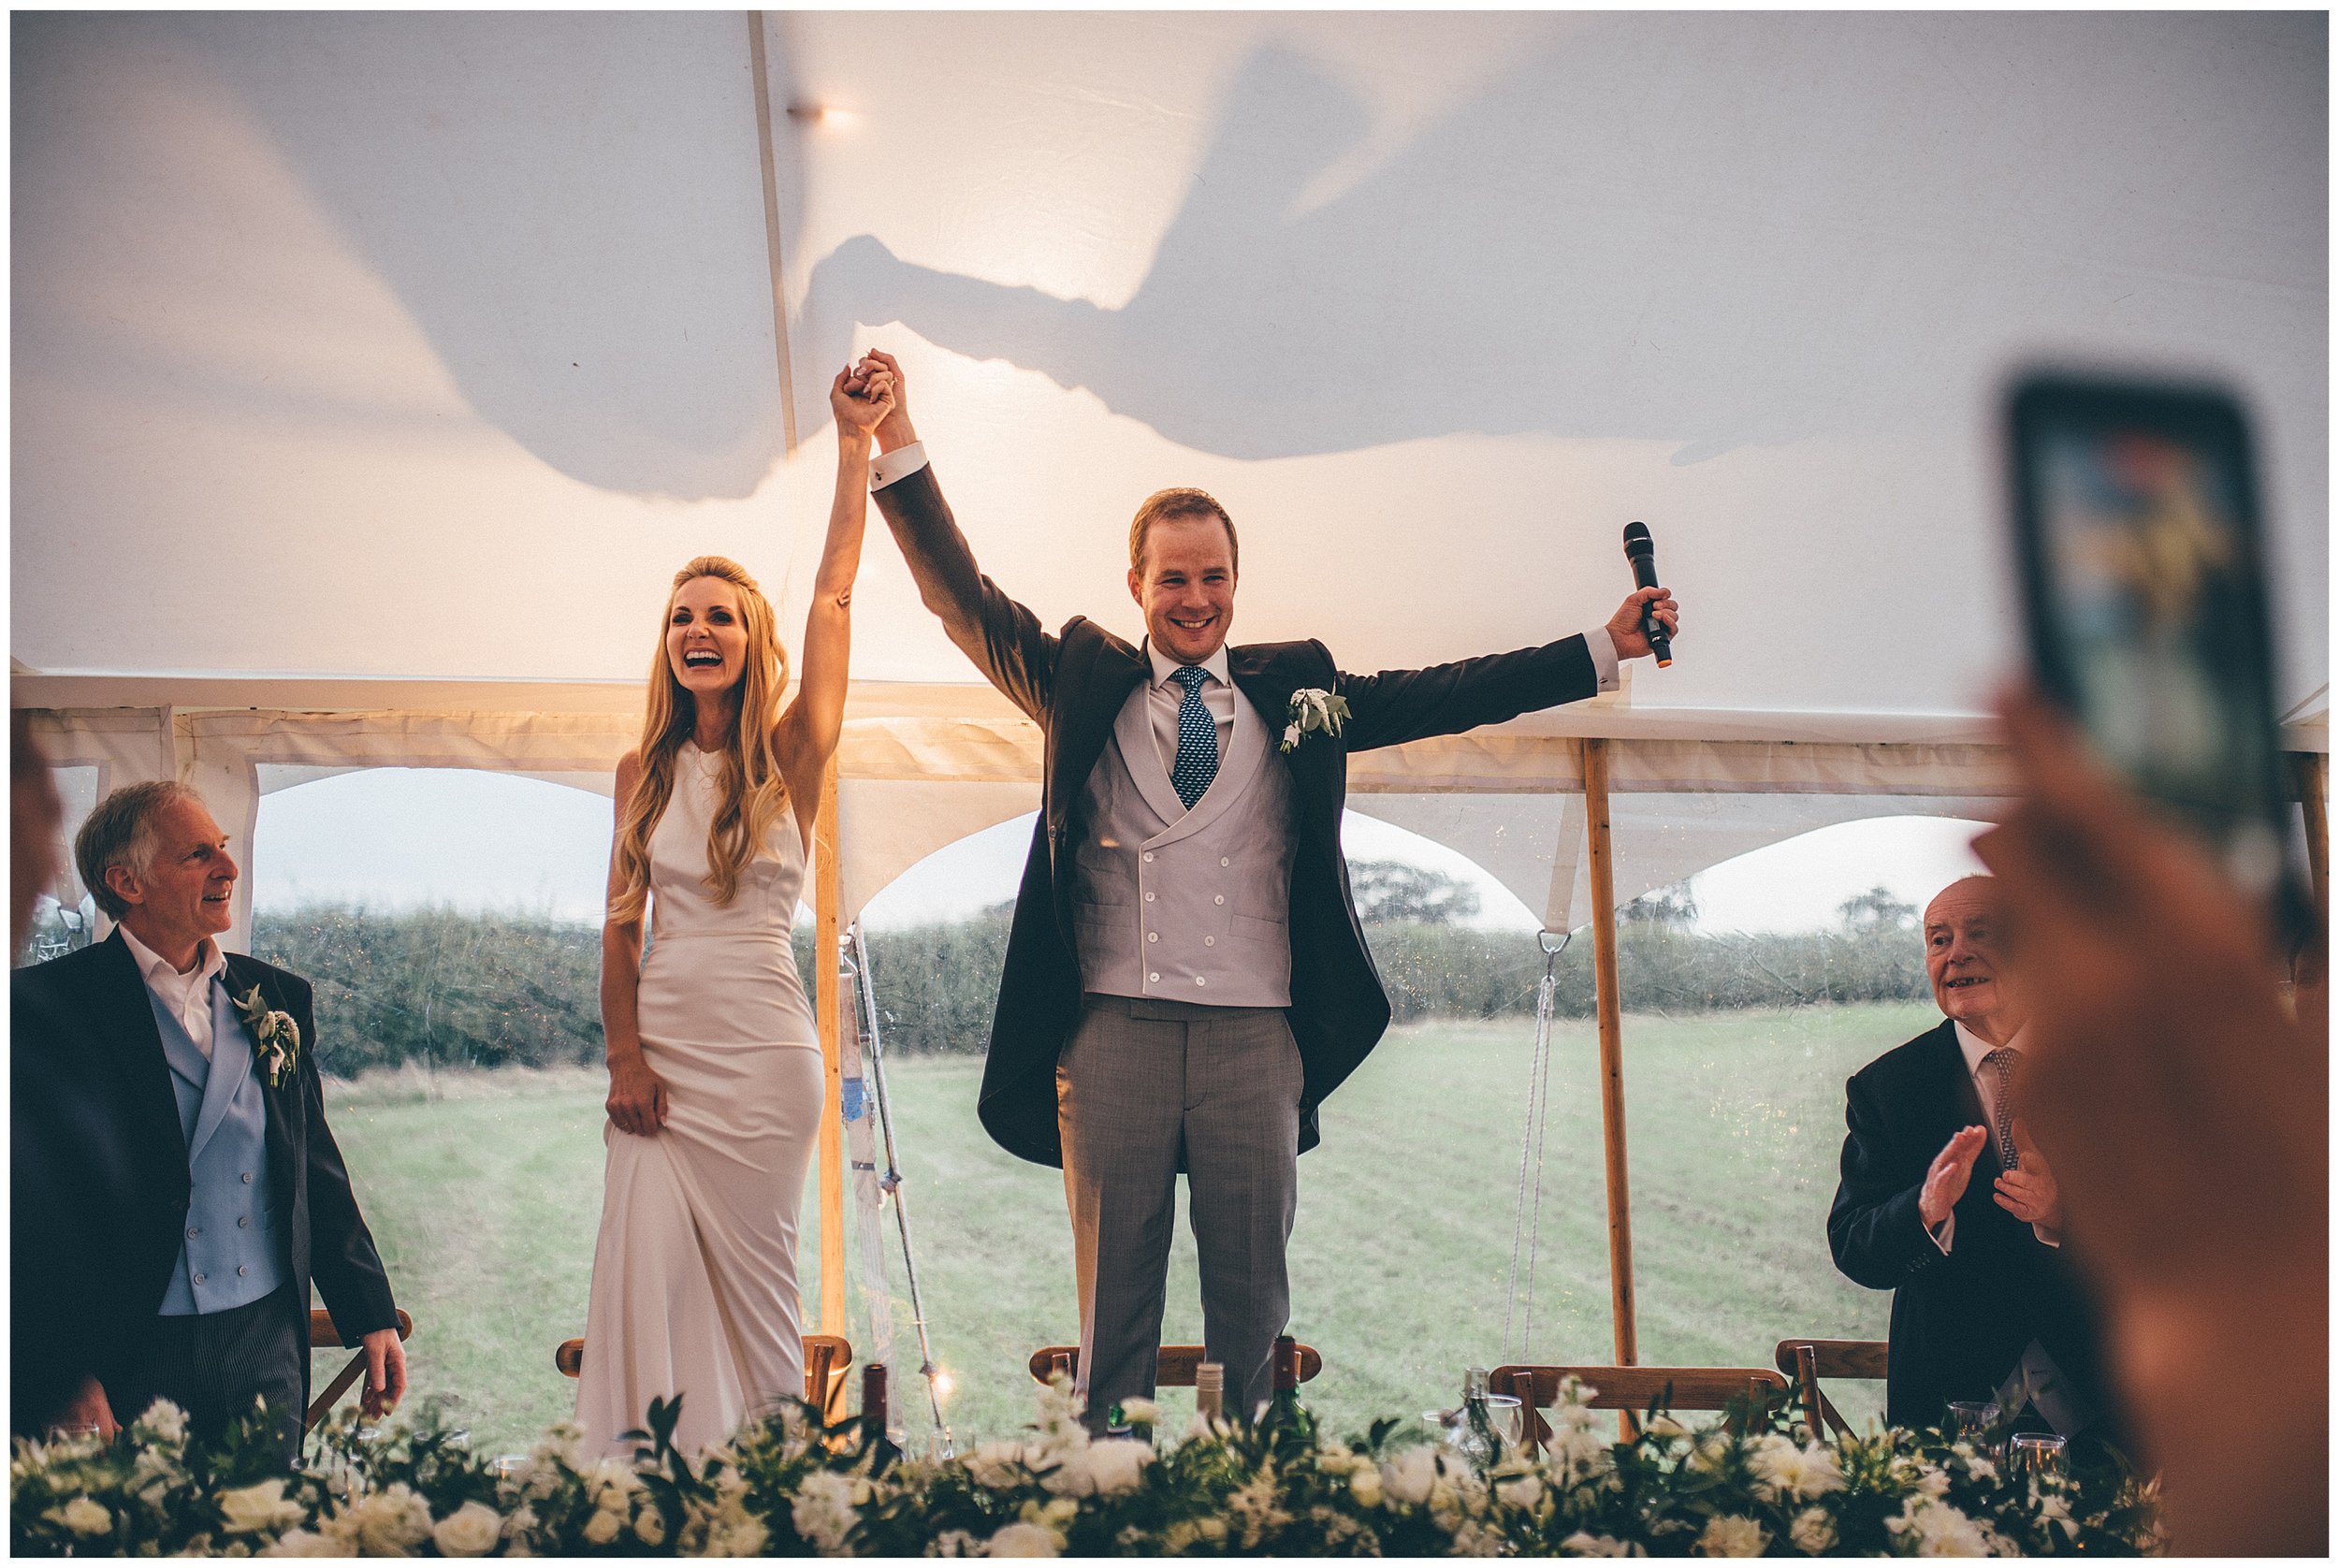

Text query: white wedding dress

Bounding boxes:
[576,743,824,1457]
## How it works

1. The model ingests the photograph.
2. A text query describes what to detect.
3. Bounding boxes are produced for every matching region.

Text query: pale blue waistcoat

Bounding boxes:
[151,980,287,1316]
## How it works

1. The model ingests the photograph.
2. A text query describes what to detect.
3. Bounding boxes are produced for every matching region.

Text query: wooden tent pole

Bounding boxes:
[814,752,847,1336]
[2295,752,2329,932]
[1582,738,1638,1371]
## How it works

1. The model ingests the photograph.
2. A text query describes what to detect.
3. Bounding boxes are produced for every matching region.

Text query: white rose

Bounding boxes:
[1695,1514,1770,1557]
[217,1478,306,1536]
[1560,1531,1631,1556]
[1893,1500,1989,1557]
[430,1502,503,1558]
[1381,1445,1441,1506]
[1082,1439,1150,1497]
[1686,1431,1734,1475]
[346,1485,434,1556]
[52,1497,112,1537]
[927,1529,981,1557]
[138,1400,192,1446]
[581,1509,622,1546]
[791,1471,860,1556]
[258,1529,341,1557]
[1494,1473,1544,1510]
[634,1506,668,1547]
[1283,723,1302,748]
[966,1440,1027,1491]
[1790,1506,1837,1554]
[1116,1398,1159,1426]
[1348,1466,1384,1508]
[985,1520,1060,1557]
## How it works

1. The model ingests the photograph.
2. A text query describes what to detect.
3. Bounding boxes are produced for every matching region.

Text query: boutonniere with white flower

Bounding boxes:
[1280,688,1352,754]
[232,983,301,1089]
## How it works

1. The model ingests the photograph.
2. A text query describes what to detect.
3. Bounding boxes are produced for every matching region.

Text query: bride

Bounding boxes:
[575,362,894,1457]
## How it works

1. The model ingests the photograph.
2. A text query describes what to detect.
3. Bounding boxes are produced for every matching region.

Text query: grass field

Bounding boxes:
[312,1004,1929,1455]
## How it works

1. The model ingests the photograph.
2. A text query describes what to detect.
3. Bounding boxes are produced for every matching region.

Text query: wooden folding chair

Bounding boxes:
[554,1333,854,1421]
[304,1308,414,1433]
[1494,1363,1789,1446]
[1025,1341,1323,1388]
[1773,1338,1888,1439]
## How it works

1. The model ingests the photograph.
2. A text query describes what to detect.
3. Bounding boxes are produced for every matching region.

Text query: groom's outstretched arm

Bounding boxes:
[1336,637,1601,752]
[1337,587,1679,751]
[859,351,1059,722]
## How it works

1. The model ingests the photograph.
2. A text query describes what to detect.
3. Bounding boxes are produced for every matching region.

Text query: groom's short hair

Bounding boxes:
[1129,488,1239,575]
[76,779,200,920]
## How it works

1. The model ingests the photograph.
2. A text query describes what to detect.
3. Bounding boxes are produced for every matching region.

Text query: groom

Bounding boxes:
[852,350,1679,1425]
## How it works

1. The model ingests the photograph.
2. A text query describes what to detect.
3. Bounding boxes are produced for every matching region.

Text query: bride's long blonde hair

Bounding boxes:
[609,557,792,922]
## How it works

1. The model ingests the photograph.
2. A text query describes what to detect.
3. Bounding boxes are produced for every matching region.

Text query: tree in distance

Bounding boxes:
[1620,883,1699,930]
[1346,860,1481,925]
[1837,885,1918,934]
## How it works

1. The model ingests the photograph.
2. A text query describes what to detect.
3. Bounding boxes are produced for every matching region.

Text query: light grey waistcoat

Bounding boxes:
[1072,673,1297,1005]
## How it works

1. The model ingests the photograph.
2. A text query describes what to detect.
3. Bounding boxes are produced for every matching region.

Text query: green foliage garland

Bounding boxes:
[14,1378,2158,1557]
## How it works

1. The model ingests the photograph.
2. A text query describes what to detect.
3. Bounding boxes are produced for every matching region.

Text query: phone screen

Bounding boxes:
[2010,376,2289,896]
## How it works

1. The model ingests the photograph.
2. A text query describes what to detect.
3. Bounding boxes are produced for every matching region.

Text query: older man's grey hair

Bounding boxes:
[75,779,204,921]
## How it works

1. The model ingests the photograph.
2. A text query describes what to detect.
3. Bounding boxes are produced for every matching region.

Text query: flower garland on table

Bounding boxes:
[12,1376,2161,1557]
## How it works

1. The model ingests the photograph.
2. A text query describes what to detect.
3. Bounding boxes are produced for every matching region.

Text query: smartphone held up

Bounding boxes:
[2003,370,2313,930]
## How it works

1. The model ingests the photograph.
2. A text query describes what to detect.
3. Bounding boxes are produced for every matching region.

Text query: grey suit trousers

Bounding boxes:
[1057,994,1304,1430]
[107,1285,304,1462]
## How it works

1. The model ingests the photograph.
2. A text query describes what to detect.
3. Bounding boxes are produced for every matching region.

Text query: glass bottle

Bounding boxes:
[1259,1336,1316,1454]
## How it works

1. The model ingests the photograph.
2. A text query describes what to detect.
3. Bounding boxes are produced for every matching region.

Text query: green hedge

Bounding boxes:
[252,906,1931,1075]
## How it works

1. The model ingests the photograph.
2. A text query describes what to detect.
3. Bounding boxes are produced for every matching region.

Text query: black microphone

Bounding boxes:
[1620,521,1672,668]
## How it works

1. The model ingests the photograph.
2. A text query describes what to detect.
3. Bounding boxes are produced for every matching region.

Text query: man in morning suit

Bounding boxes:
[1828,875,2110,1437]
[849,350,1681,1426]
[12,780,404,1459]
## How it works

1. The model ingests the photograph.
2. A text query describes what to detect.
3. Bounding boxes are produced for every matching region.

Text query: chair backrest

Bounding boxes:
[554,1333,854,1412]
[1772,1339,1888,1381]
[1494,1364,1789,1445]
[803,1333,852,1421]
[1497,1364,1788,1413]
[302,1309,415,1435]
[1772,1338,1888,1439]
[1025,1343,1323,1387]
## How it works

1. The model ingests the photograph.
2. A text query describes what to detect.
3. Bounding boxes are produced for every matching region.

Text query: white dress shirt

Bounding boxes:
[1928,1022,2059,1252]
[871,441,1623,691]
[120,925,228,1061]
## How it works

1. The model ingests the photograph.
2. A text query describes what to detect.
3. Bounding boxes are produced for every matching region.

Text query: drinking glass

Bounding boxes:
[2008,1432,2067,1481]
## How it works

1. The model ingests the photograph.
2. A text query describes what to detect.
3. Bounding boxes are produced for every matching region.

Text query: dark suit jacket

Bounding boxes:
[875,462,1600,1168]
[1827,1020,2108,1430]
[11,933,398,1418]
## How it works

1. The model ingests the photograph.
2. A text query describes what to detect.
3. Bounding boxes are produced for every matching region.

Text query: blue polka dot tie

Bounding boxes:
[1170,665,1219,810]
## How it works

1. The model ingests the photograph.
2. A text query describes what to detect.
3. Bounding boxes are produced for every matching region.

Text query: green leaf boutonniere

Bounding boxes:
[1280,687,1352,754]
[231,984,302,1089]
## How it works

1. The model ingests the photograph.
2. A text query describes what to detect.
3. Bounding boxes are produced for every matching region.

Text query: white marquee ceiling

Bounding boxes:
[12,12,2329,940]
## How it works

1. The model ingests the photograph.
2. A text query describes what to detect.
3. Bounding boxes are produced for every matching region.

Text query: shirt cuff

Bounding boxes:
[2032,1224,2062,1249]
[870,442,928,491]
[1587,626,1620,693]
[1928,1212,1955,1256]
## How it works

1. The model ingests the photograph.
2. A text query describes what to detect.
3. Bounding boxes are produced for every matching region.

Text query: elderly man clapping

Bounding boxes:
[1825,875,2112,1442]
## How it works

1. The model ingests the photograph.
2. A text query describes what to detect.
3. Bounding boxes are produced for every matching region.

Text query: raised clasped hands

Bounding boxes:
[844,349,917,452]
[1918,1123,1989,1229]
[831,358,896,438]
[1605,586,1680,661]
